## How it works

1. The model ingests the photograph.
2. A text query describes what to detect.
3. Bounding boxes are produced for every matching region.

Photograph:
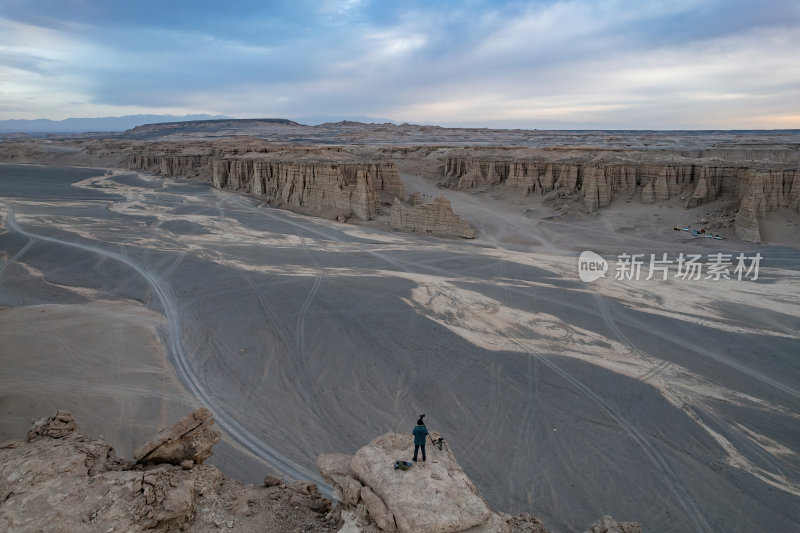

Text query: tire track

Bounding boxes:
[239,273,294,382]
[513,343,714,533]
[0,236,34,282]
[0,201,327,492]
[159,251,186,280]
[383,244,797,400]
[592,293,671,384]
[620,312,799,400]
[294,233,337,430]
[357,244,714,532]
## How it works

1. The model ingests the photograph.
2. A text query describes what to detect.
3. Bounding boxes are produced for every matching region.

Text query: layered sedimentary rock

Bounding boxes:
[678,149,800,162]
[653,168,671,200]
[445,159,582,194]
[128,153,215,178]
[130,153,404,221]
[213,159,403,220]
[640,183,655,204]
[735,170,800,241]
[444,158,705,210]
[442,157,799,241]
[389,194,476,239]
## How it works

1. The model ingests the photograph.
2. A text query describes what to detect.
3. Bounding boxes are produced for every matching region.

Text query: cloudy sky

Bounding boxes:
[1,0,798,128]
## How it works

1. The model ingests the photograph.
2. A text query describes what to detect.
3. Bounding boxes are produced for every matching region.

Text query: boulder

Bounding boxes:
[349,432,494,533]
[318,453,354,481]
[287,480,331,513]
[360,485,396,532]
[318,452,363,504]
[26,410,79,440]
[583,514,642,533]
[507,513,552,533]
[133,408,220,465]
[263,474,282,487]
[340,475,364,506]
[318,431,565,532]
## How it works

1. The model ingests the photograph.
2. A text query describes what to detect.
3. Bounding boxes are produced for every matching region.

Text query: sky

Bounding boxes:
[1,0,798,129]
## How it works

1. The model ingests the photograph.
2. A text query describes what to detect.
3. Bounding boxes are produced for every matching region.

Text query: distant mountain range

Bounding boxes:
[0,114,232,133]
[290,115,400,126]
[0,114,410,133]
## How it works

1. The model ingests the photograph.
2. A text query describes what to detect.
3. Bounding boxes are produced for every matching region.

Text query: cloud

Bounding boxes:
[0,0,798,127]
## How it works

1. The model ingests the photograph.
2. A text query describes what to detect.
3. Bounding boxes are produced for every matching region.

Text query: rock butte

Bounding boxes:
[390,193,476,239]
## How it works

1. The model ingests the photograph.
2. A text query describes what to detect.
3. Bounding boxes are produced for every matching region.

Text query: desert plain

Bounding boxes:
[0,122,798,532]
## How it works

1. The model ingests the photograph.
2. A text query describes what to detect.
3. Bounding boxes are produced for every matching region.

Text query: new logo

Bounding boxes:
[578,251,608,282]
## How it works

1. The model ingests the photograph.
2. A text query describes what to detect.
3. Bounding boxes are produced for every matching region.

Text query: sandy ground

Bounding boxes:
[760,207,800,245]
[0,300,194,457]
[1,164,799,532]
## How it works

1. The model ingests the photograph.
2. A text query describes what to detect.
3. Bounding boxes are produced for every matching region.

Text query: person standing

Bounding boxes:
[413,418,429,462]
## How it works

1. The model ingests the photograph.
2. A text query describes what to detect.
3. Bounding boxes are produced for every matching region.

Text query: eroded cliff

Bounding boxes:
[2,128,797,243]
[441,156,799,241]
[129,152,404,221]
[389,193,476,239]
[127,148,482,238]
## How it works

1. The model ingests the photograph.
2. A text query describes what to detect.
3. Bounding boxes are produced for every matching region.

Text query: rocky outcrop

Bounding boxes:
[129,153,404,221]
[446,159,581,195]
[653,167,670,200]
[444,158,707,210]
[212,159,394,220]
[684,166,739,208]
[128,153,215,178]
[389,195,476,239]
[350,432,490,532]
[133,407,220,466]
[287,480,331,513]
[318,432,552,533]
[26,410,78,439]
[735,169,800,241]
[640,183,655,204]
[129,150,485,239]
[582,514,642,533]
[1,411,338,532]
[678,149,800,162]
[442,157,799,241]
[2,411,640,533]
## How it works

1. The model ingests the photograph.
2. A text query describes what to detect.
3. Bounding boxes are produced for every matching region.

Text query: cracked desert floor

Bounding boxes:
[1,163,798,532]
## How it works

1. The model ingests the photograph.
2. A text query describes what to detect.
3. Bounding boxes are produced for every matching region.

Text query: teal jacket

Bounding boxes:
[413,425,429,445]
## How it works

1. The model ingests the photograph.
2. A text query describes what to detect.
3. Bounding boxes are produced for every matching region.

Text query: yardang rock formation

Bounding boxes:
[442,155,799,241]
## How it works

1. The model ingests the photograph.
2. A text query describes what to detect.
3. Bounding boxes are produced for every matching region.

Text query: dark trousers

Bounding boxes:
[413,444,426,461]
